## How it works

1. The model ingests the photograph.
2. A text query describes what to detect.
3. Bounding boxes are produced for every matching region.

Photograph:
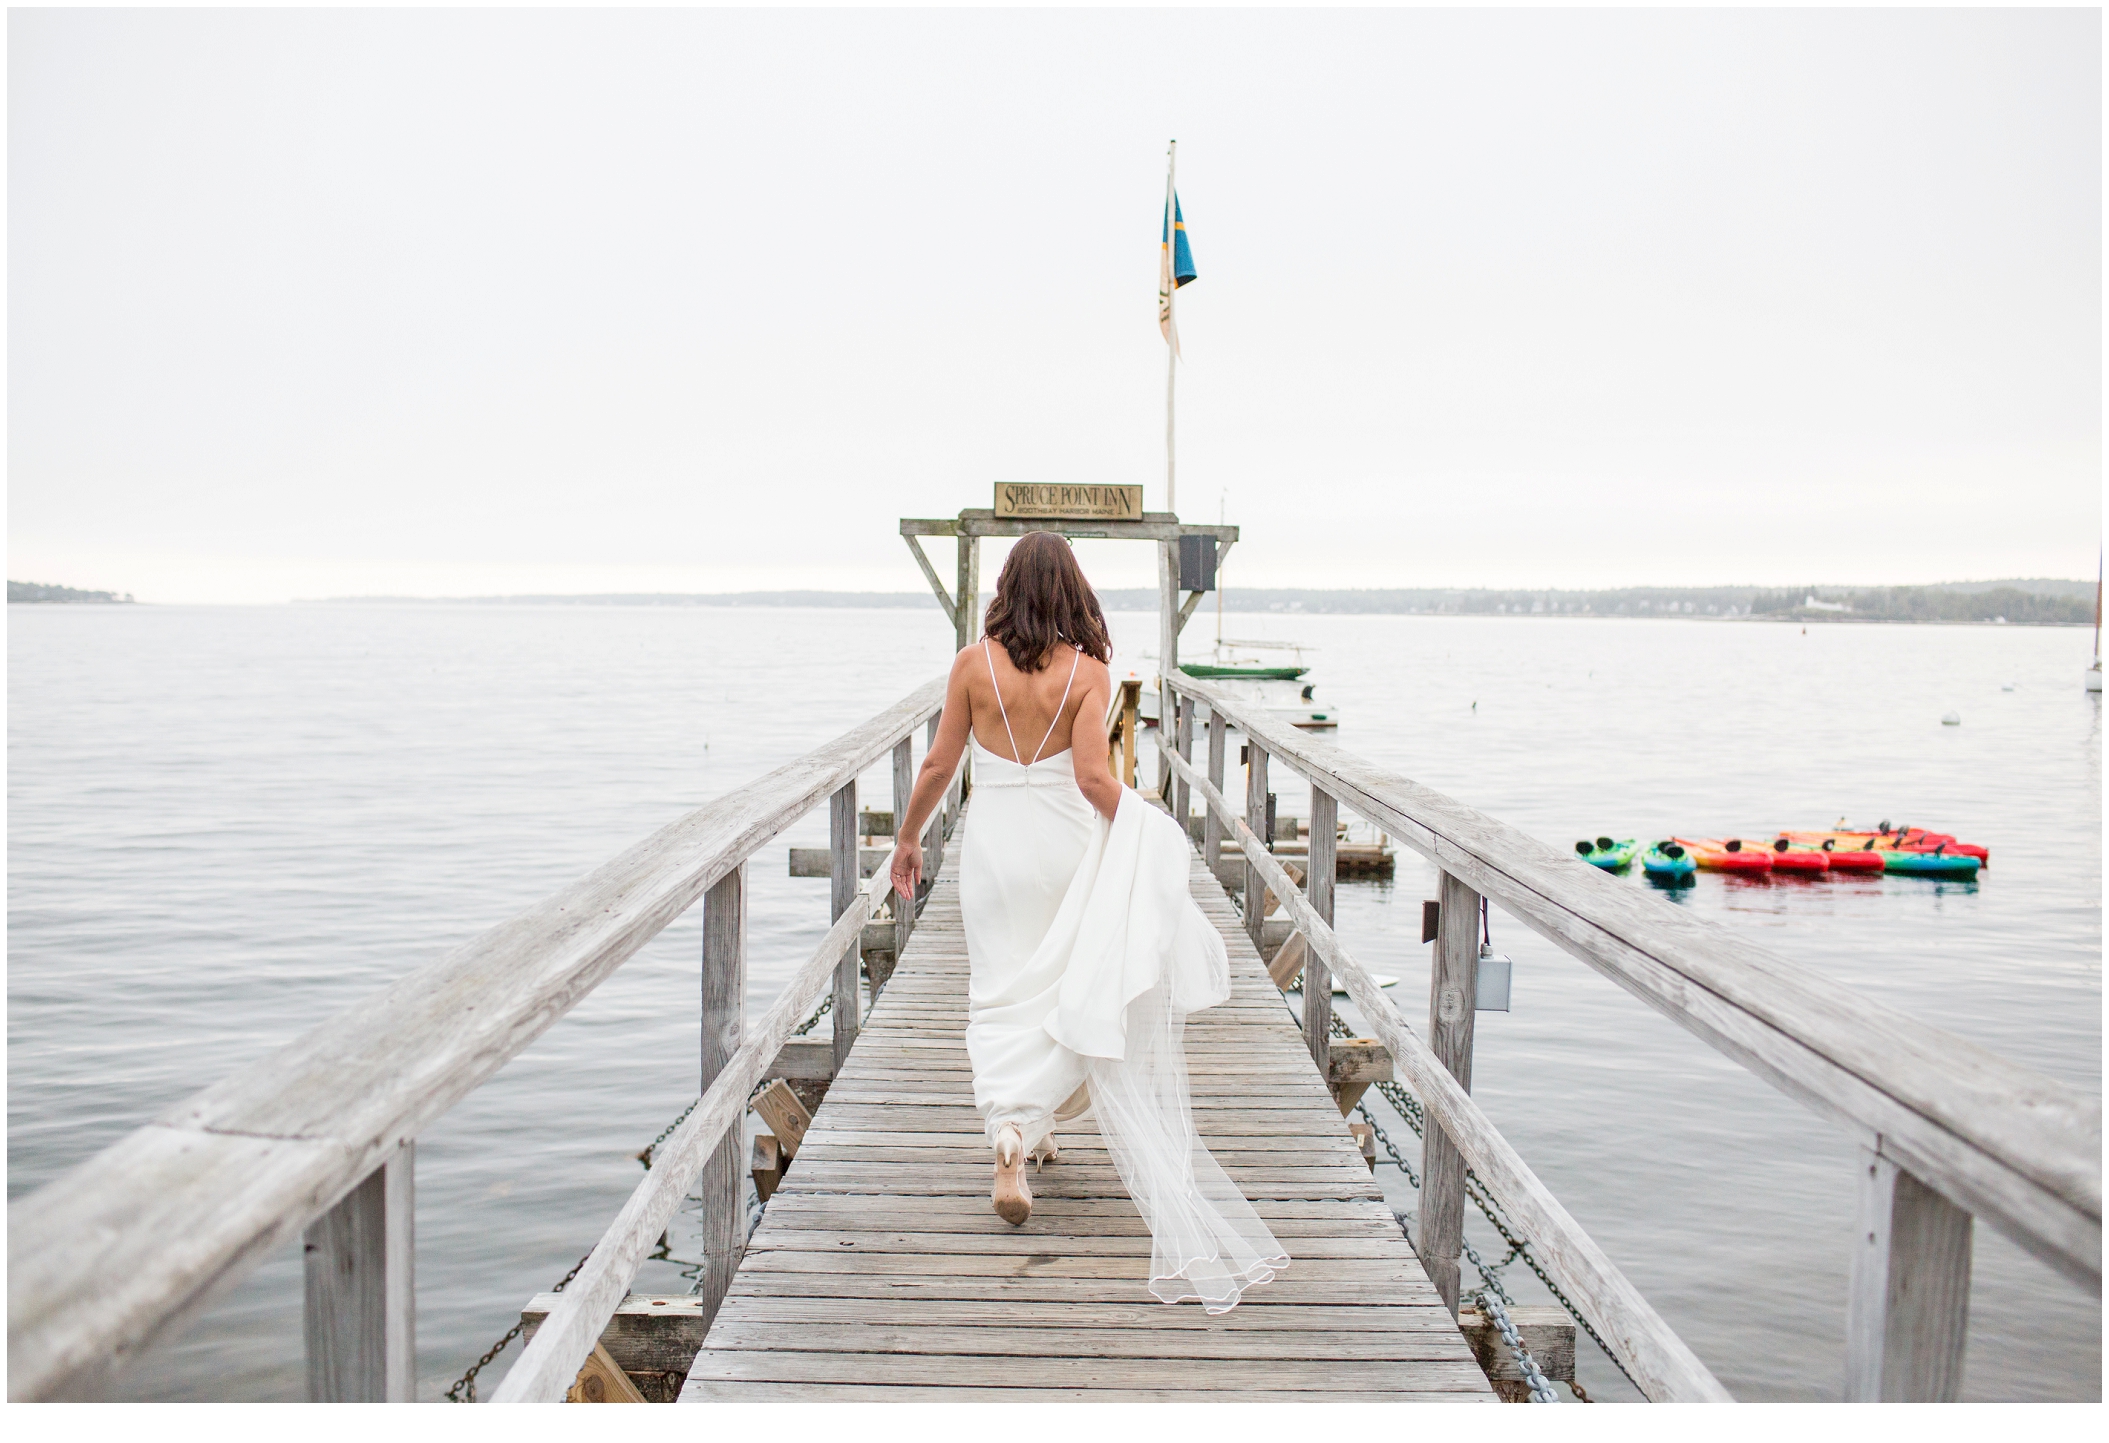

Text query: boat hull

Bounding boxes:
[1759,843,1830,875]
[1806,829,1990,867]
[1673,837,1772,874]
[1882,851,1981,877]
[1181,665,1310,680]
[1641,846,1696,881]
[1577,839,1639,870]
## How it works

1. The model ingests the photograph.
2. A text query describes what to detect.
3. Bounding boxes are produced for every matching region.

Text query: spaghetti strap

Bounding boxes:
[983,640,1023,763]
[1029,646,1084,764]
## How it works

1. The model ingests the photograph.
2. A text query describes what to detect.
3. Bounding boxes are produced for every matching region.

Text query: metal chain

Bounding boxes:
[1475,1289,1559,1403]
[1327,1008,1637,1395]
[637,994,831,1169]
[445,990,835,1400]
[442,1249,591,1402]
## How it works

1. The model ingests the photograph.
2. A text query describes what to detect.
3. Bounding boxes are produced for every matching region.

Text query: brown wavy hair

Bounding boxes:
[982,531,1112,672]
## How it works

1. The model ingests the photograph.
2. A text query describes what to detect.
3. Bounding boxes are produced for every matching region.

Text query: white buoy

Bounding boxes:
[1942,711,1962,726]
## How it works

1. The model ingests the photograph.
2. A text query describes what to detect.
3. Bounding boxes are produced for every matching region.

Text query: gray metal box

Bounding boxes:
[1178,534,1217,591]
[1475,949,1512,1012]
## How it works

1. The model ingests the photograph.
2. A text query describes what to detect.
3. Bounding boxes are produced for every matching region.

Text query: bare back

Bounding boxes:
[967,641,1105,763]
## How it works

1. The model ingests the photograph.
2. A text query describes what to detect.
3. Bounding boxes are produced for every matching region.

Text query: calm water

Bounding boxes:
[7,603,2100,1401]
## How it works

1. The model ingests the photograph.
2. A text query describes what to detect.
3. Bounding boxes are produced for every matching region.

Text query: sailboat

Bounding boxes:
[1161,545,1338,728]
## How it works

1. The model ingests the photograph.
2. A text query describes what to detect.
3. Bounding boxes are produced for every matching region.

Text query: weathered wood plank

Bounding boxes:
[705,1322,1480,1361]
[710,1297,1454,1330]
[302,1143,414,1402]
[1845,1146,1974,1401]
[788,845,888,878]
[892,738,916,964]
[680,1381,1494,1403]
[830,783,861,1070]
[723,1275,1448,1306]
[746,1231,1406,1260]
[697,867,747,1324]
[1302,787,1338,1063]
[1418,867,1481,1316]
[1244,740,1269,952]
[683,1353,1491,1390]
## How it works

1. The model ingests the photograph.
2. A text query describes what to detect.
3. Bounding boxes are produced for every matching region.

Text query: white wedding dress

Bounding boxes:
[959,643,1288,1312]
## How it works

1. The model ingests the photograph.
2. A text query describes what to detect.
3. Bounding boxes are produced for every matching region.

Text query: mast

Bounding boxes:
[1214,495,1231,653]
[1164,140,1179,516]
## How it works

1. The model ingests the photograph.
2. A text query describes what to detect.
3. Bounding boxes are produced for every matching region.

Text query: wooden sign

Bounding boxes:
[994,483,1144,520]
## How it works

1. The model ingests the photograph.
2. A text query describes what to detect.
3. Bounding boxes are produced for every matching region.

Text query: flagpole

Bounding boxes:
[1164,139,1178,517]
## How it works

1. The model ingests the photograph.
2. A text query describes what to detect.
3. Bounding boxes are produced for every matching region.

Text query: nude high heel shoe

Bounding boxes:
[1031,1135,1059,1170]
[992,1124,1032,1225]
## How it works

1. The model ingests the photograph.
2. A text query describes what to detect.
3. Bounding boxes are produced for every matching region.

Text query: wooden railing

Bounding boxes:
[1160,671,2100,1403]
[1106,677,1143,788]
[7,678,955,1403]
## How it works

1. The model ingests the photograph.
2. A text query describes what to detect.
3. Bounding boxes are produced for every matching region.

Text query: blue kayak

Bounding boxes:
[1641,841,1697,881]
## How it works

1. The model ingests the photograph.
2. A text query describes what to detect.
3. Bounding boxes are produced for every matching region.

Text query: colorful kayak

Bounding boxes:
[1820,824,1990,868]
[1880,849,1981,877]
[1672,837,1772,874]
[1750,837,1829,875]
[1641,842,1696,880]
[1776,832,1887,873]
[1574,837,1639,870]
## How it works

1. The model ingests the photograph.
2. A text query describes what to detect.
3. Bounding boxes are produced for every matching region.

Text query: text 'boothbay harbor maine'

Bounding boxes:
[7,500,2099,1406]
[994,483,1145,521]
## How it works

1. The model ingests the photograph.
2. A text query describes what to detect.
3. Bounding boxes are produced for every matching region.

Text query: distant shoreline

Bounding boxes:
[301,580,2095,627]
[7,581,134,604]
[14,578,2091,626]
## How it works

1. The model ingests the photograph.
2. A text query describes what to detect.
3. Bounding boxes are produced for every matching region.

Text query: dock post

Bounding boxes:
[1419,868,1482,1316]
[1301,787,1338,1069]
[1243,741,1270,952]
[1845,1148,1974,1400]
[1157,539,1178,797]
[926,714,949,877]
[891,737,915,963]
[1204,707,1227,874]
[302,1142,415,1401]
[1173,689,1193,833]
[830,783,861,1070]
[956,532,978,799]
[698,864,748,1325]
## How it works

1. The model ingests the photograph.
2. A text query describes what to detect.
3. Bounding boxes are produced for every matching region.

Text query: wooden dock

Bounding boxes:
[678,826,1495,1402]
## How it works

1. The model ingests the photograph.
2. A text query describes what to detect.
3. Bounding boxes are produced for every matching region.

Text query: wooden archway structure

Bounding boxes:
[900,500,1238,784]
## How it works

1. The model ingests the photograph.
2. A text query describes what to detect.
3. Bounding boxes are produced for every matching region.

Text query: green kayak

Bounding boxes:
[1575,837,1639,870]
[1882,850,1981,877]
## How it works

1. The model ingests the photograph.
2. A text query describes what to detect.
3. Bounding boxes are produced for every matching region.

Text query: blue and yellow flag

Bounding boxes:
[1159,195,1196,347]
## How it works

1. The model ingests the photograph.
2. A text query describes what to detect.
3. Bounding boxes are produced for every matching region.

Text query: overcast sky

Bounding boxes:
[8,7,2101,604]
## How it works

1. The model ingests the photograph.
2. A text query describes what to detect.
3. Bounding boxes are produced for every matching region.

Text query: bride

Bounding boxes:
[887,532,1287,1313]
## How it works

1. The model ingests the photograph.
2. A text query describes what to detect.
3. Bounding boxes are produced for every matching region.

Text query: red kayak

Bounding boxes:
[1777,833,1886,873]
[1746,838,1828,875]
[1673,837,1773,874]
[1820,825,1990,868]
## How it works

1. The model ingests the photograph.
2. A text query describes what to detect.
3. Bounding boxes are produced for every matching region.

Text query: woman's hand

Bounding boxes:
[890,836,923,902]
